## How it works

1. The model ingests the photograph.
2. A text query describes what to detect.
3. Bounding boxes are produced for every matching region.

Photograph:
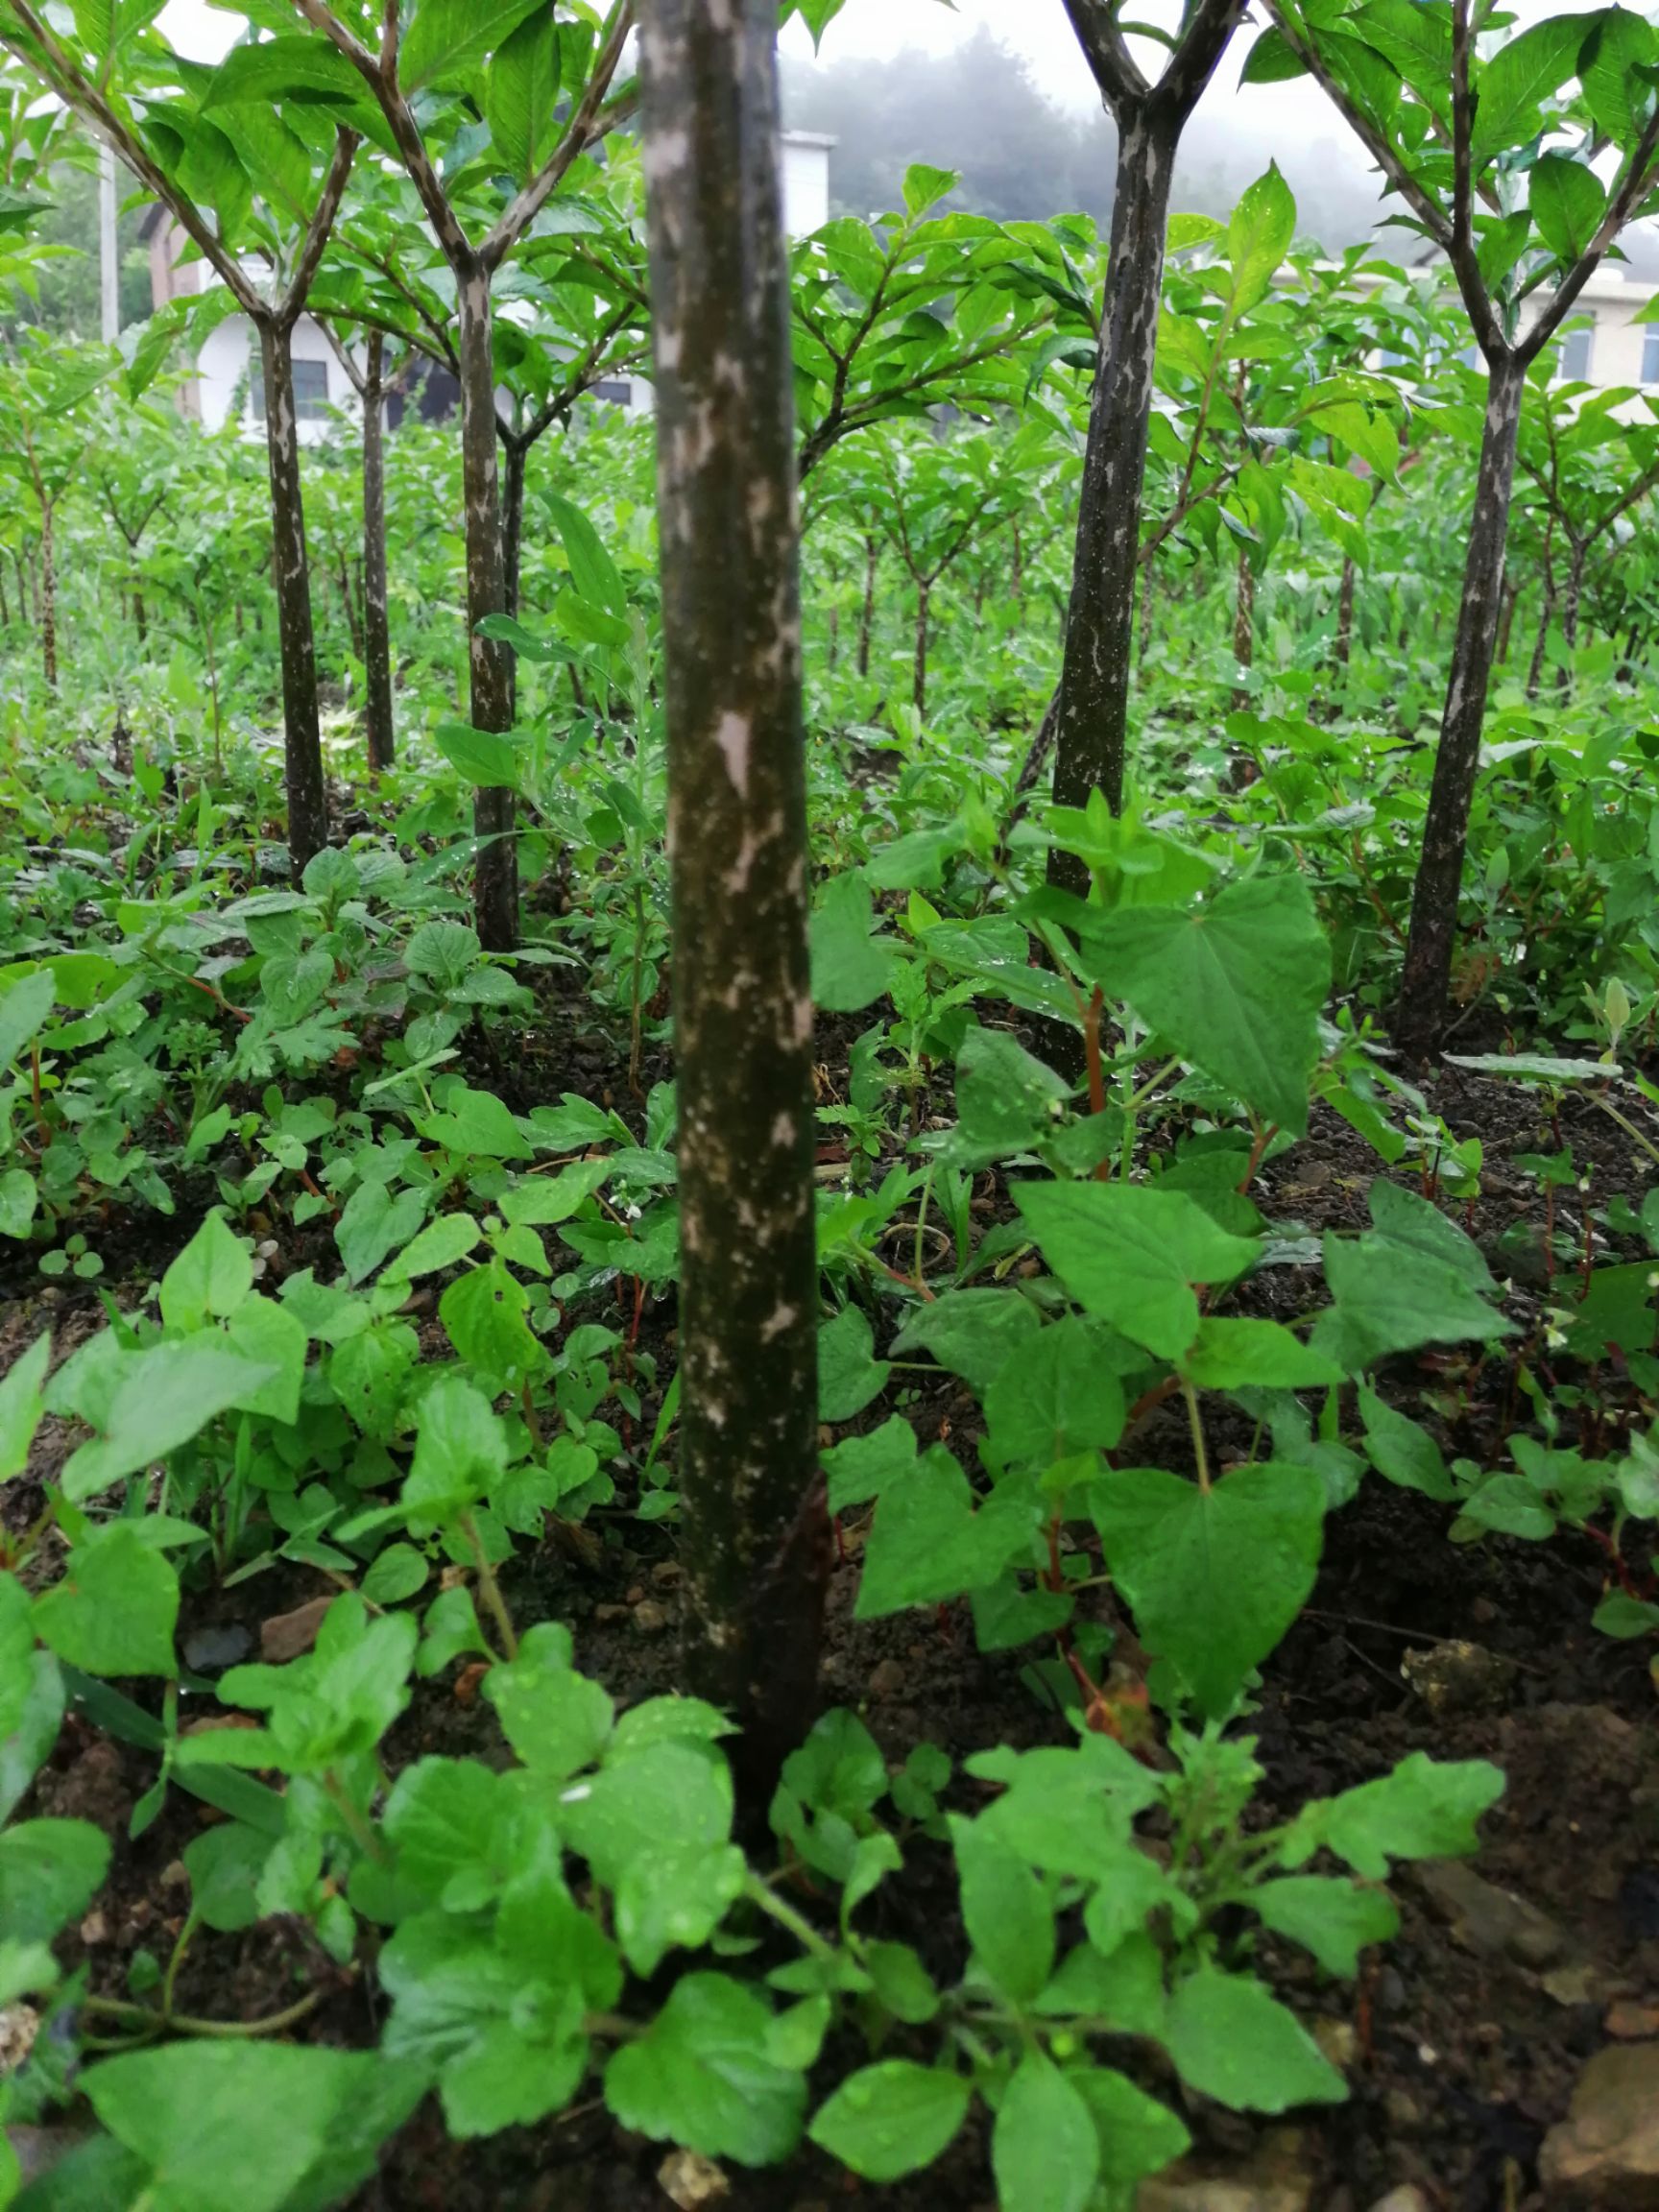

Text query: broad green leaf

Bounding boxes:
[1226,163,1297,317]
[439,1262,548,1391]
[0,1332,50,1481]
[1575,5,1656,146]
[0,1816,109,1942]
[1069,2066,1190,2188]
[1239,25,1308,82]
[968,1736,1161,1879]
[383,1212,481,1283]
[1180,1317,1343,1390]
[484,1626,613,1777]
[808,2061,970,2183]
[0,966,56,1070]
[1529,152,1606,260]
[856,1449,1040,1618]
[891,1286,1043,1393]
[34,1523,179,1678]
[182,1823,270,1935]
[1084,874,1330,1134]
[486,8,562,187]
[419,1085,532,1160]
[84,2043,423,2212]
[1252,1875,1399,1975]
[818,1304,890,1422]
[950,1813,1055,2003]
[604,1974,806,2166]
[0,1166,36,1238]
[1165,1965,1346,2112]
[1473,14,1589,164]
[544,493,626,618]
[992,2052,1099,2212]
[950,1025,1070,1165]
[902,162,958,216]
[1358,1386,1456,1499]
[1282,1752,1505,1878]
[159,1212,252,1331]
[1366,1179,1496,1292]
[1312,1228,1511,1371]
[1091,1463,1326,1718]
[1016,1180,1259,1359]
[434,721,523,790]
[398,0,546,92]
[60,1341,276,1501]
[811,873,898,1012]
[983,1314,1129,1466]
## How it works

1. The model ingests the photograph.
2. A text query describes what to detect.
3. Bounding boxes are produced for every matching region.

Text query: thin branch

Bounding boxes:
[277,126,357,327]
[1060,0,1150,108]
[481,0,635,271]
[1522,108,1659,363]
[1154,0,1249,125]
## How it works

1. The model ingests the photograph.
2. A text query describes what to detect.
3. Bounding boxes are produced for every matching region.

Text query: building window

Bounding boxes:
[250,354,332,422]
[1554,323,1594,381]
[589,378,632,405]
[1643,326,1659,385]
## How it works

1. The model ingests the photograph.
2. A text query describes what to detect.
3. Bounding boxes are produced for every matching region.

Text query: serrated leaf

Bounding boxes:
[1016,1180,1259,1359]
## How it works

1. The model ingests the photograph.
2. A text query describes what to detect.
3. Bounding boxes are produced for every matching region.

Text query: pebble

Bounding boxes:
[78,1910,108,1947]
[633,1601,669,1635]
[181,1623,252,1673]
[1539,2041,1659,2205]
[867,1658,906,1700]
[1138,2130,1313,2212]
[657,2148,729,2206]
[1383,2088,1425,2133]
[1413,1859,1568,1968]
[1608,2001,1659,2040]
[159,1860,189,1892]
[1314,2017,1359,2070]
[1400,1640,1518,1717]
[594,1603,631,1625]
[1367,2190,1431,2212]
[259,1595,333,1665]
[651,1559,681,1587]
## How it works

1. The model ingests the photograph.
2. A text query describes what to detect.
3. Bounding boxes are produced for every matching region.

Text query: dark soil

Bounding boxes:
[10,1048,1659,2212]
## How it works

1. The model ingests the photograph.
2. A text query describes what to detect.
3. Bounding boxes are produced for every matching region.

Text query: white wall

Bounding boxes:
[781,132,833,237]
[193,311,359,443]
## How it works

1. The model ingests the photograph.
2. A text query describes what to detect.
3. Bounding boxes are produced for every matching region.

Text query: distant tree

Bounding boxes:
[782,29,1117,224]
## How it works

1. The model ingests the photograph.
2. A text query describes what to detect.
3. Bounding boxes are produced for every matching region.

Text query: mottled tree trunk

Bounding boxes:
[1334,554,1356,669]
[362,331,396,775]
[1137,559,1156,667]
[132,589,148,651]
[38,503,55,689]
[1047,107,1178,887]
[1496,572,1519,664]
[912,579,929,714]
[1230,542,1255,712]
[258,317,329,875]
[1526,590,1555,700]
[639,0,825,1803]
[856,533,877,677]
[0,561,11,630]
[1395,353,1526,1061]
[456,258,518,951]
[503,436,528,623]
[1560,540,1587,664]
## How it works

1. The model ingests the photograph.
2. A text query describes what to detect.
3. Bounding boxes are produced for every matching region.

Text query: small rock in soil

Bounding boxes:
[0,2006,39,2071]
[1400,1639,1518,1717]
[1137,2128,1312,2212]
[182,1623,252,1673]
[651,1559,681,1586]
[867,1658,906,1700]
[1314,2017,1359,2070]
[1607,2001,1659,2040]
[33,1736,130,1832]
[78,1910,108,1947]
[1412,1858,1568,1968]
[657,2147,729,2206]
[633,1600,669,1635]
[1539,2041,1659,2205]
[260,1595,333,1664]
[1366,2190,1431,2212]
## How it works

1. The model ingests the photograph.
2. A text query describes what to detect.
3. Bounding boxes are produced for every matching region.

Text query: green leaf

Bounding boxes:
[398,0,546,92]
[419,1085,532,1160]
[486,7,562,187]
[84,2043,422,2212]
[1180,1317,1343,1391]
[0,1165,36,1239]
[1529,152,1606,260]
[604,1974,806,2166]
[950,1026,1070,1165]
[993,2053,1099,2212]
[1578,6,1659,145]
[439,1262,548,1392]
[811,874,898,1012]
[1358,1386,1456,1500]
[1472,14,1588,165]
[950,1813,1054,2004]
[891,1287,1043,1393]
[1226,163,1297,317]
[1312,1227,1511,1371]
[1068,2066,1190,2189]
[983,1315,1128,1466]
[182,1823,270,1935]
[969,1736,1161,1879]
[60,1341,276,1502]
[544,493,627,618]
[1083,875,1329,1134]
[902,162,958,216]
[383,1212,481,1283]
[0,1331,50,1481]
[434,721,523,790]
[809,2060,970,2182]
[159,1213,252,1331]
[1283,1752,1505,1879]
[0,1816,109,1942]
[1239,26,1308,83]
[818,1304,890,1422]
[34,1523,179,1678]
[856,1449,1040,1618]
[0,966,56,1070]
[483,1625,613,1776]
[1252,1875,1399,1976]
[1091,1463,1326,1719]
[1016,1181,1259,1359]
[1165,1965,1346,2112]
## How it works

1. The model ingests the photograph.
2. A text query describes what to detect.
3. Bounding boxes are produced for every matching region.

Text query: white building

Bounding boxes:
[140,132,835,441]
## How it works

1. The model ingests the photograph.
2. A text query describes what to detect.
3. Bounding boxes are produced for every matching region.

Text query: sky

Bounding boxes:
[155,0,1659,271]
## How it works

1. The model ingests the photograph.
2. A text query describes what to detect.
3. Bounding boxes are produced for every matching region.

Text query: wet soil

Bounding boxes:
[9,1042,1659,2212]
